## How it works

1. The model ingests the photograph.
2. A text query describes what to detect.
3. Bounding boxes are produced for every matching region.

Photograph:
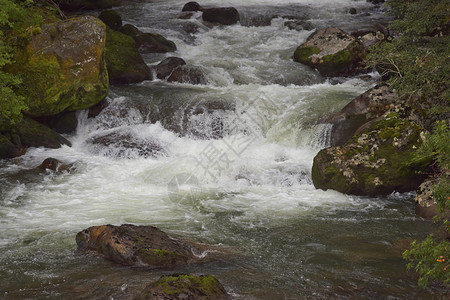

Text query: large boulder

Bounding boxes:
[98,10,122,30]
[202,7,240,25]
[154,57,187,79]
[167,65,208,85]
[136,274,228,300]
[293,27,366,76]
[58,0,121,11]
[9,16,109,117]
[14,117,72,149]
[76,224,210,267]
[105,27,151,84]
[312,114,432,196]
[326,84,398,146]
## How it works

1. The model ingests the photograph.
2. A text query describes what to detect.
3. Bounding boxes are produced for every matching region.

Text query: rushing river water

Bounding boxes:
[0,0,439,299]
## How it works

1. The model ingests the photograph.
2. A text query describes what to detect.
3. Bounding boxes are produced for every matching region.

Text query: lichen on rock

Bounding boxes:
[293,27,366,76]
[9,16,109,117]
[312,114,432,196]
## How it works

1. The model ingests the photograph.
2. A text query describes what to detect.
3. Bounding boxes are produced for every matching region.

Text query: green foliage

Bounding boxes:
[0,0,29,126]
[402,235,450,288]
[366,0,450,120]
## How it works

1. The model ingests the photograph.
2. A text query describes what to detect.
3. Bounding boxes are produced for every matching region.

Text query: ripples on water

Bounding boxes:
[0,1,437,299]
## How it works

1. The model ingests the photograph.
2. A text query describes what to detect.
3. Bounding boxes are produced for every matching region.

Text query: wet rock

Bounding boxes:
[415,178,445,219]
[0,134,21,159]
[293,27,366,77]
[167,65,208,85]
[10,16,108,117]
[87,131,166,159]
[37,158,73,172]
[118,24,141,38]
[182,1,203,12]
[105,27,151,84]
[367,0,385,4]
[134,32,177,54]
[35,111,78,134]
[183,22,200,34]
[155,57,187,79]
[98,10,122,30]
[349,8,357,15]
[58,0,120,11]
[76,224,209,267]
[326,84,399,146]
[118,24,177,54]
[202,7,240,26]
[284,20,314,31]
[312,115,432,196]
[88,98,110,118]
[241,14,273,27]
[136,274,228,300]
[15,117,71,149]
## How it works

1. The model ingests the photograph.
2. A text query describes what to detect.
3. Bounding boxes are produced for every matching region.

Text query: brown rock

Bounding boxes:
[76,224,209,267]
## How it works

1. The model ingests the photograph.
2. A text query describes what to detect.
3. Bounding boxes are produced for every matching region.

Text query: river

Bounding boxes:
[0,0,436,299]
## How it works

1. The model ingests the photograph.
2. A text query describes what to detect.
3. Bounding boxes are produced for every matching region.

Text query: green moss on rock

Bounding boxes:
[137,248,187,266]
[7,16,109,117]
[293,46,321,65]
[0,134,21,159]
[136,274,228,300]
[105,27,151,84]
[312,116,433,195]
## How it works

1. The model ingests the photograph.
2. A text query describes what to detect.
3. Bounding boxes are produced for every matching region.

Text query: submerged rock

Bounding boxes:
[312,115,432,196]
[293,27,366,76]
[98,10,122,30]
[76,224,210,267]
[326,84,398,146]
[105,27,151,84]
[37,158,73,172]
[10,16,109,117]
[154,57,187,79]
[284,20,314,31]
[202,7,240,25]
[136,274,228,300]
[87,131,166,159]
[167,65,208,85]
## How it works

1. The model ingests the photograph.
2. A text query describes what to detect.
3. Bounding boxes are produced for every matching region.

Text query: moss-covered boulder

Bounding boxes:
[312,114,432,196]
[105,27,151,84]
[293,27,366,76]
[326,84,399,146]
[76,224,211,267]
[8,16,109,117]
[58,0,121,11]
[118,24,141,37]
[136,274,228,300]
[99,10,122,30]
